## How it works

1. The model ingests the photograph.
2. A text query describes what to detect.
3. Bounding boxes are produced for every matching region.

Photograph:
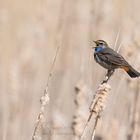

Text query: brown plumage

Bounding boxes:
[93,40,140,78]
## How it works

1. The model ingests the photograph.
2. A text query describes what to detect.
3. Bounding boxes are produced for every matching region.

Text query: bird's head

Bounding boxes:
[92,40,108,52]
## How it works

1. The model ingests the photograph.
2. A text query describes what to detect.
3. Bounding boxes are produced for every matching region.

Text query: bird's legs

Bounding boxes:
[102,69,115,84]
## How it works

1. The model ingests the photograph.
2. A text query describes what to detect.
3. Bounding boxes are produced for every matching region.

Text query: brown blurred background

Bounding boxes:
[1,0,140,140]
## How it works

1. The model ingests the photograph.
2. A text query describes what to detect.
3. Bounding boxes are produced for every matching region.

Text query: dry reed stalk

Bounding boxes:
[114,27,121,50]
[32,46,60,140]
[79,72,112,140]
[90,83,111,140]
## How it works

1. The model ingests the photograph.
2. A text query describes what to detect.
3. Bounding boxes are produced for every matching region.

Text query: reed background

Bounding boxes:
[1,0,140,140]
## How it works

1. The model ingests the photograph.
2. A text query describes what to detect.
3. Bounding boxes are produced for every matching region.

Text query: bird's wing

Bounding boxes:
[97,48,129,66]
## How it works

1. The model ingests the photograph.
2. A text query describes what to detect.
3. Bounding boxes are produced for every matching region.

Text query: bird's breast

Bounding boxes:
[94,53,101,63]
[94,53,113,70]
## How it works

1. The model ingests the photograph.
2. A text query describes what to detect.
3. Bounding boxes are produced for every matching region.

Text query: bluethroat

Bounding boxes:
[92,40,140,78]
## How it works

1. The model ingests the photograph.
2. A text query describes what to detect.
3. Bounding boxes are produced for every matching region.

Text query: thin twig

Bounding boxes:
[117,42,123,53]
[46,46,61,92]
[91,113,100,140]
[114,27,121,51]
[32,46,61,140]
[79,111,93,140]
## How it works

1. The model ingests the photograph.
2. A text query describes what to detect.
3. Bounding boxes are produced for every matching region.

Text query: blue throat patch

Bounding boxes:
[95,47,103,52]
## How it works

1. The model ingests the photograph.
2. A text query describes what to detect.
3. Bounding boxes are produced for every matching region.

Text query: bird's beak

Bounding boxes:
[92,40,97,48]
[93,40,97,44]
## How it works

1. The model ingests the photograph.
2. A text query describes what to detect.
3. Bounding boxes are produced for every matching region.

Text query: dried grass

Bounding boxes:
[32,46,60,140]
[79,80,111,140]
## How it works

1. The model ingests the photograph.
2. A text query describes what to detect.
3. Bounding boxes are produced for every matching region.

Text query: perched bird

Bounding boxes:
[92,40,140,78]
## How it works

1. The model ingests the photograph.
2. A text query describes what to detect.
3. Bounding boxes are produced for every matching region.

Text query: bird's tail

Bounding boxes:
[123,66,140,78]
